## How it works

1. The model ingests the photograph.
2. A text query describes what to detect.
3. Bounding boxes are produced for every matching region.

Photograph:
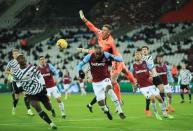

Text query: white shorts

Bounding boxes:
[79,82,85,88]
[164,84,172,93]
[140,85,160,99]
[63,84,70,91]
[46,86,61,98]
[92,78,112,101]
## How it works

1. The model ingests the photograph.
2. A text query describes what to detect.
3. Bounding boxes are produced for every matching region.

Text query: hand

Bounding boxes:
[79,70,85,79]
[133,87,137,93]
[132,82,138,93]
[79,10,87,22]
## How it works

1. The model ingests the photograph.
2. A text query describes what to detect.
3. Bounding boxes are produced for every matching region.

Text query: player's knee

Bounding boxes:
[98,100,105,106]
[150,97,155,103]
[56,97,61,103]
[106,85,112,91]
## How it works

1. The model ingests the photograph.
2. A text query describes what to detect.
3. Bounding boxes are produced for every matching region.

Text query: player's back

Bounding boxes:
[156,64,168,85]
[63,74,71,84]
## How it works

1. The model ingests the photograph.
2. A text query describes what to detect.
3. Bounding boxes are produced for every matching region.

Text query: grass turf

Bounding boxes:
[0,93,192,131]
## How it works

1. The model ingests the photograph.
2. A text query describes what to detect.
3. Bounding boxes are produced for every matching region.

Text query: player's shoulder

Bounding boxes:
[7,59,17,64]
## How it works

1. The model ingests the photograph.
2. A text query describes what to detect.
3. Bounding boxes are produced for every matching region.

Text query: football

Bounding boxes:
[56,39,68,49]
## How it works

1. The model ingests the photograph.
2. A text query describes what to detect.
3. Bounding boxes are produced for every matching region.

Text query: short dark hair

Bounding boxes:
[136,48,142,52]
[156,54,163,58]
[141,46,149,50]
[39,56,45,59]
[16,54,24,60]
[133,48,142,56]
[103,24,112,31]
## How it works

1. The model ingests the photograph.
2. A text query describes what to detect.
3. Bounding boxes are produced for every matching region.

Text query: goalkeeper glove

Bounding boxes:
[79,10,87,22]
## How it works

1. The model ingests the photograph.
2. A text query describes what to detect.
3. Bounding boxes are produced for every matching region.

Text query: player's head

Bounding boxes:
[39,56,46,66]
[94,45,104,61]
[64,69,68,75]
[182,64,186,69]
[134,48,142,61]
[12,49,19,59]
[102,24,111,40]
[16,54,26,68]
[156,55,163,64]
[141,46,149,55]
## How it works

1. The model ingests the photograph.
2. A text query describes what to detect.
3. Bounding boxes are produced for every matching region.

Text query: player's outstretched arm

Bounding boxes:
[79,10,88,23]
[104,52,123,62]
[79,10,100,35]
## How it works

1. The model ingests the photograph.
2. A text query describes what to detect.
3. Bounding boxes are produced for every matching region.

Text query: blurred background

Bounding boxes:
[0,0,192,93]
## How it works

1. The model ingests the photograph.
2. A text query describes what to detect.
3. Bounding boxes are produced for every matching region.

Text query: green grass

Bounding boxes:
[0,93,193,131]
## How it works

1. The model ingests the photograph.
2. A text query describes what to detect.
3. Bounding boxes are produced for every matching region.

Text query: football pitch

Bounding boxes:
[0,93,193,131]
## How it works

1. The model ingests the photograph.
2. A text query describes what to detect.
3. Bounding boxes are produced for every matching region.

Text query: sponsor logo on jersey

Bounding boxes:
[91,62,105,66]
[42,73,51,77]
[136,69,147,74]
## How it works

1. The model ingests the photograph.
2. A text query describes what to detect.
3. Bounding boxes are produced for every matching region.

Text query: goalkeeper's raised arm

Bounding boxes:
[79,10,100,35]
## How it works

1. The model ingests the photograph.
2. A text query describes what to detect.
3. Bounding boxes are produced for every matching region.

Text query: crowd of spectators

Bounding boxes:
[0,22,192,83]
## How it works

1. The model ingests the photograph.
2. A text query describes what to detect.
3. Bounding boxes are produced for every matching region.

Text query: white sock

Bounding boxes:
[81,88,86,95]
[159,103,167,115]
[100,105,109,112]
[151,102,158,114]
[59,102,65,115]
[108,89,122,113]
[164,97,168,107]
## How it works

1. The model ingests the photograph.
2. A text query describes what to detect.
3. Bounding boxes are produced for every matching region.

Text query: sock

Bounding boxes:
[180,93,184,100]
[189,93,192,100]
[81,88,86,95]
[90,97,97,106]
[113,82,122,102]
[100,105,109,112]
[160,93,165,102]
[51,109,55,114]
[151,102,158,114]
[108,89,122,113]
[164,96,168,107]
[39,111,52,124]
[159,103,167,115]
[125,71,135,84]
[24,96,30,110]
[146,99,150,110]
[58,102,65,115]
[13,99,19,108]
[168,97,172,106]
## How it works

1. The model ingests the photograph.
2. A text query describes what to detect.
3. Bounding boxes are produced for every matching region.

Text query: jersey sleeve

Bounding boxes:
[166,65,174,83]
[188,70,192,81]
[77,54,91,71]
[85,21,101,36]
[6,62,11,70]
[104,52,123,62]
[177,70,182,85]
[147,61,154,70]
[48,64,59,78]
[146,56,154,69]
[129,64,134,74]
